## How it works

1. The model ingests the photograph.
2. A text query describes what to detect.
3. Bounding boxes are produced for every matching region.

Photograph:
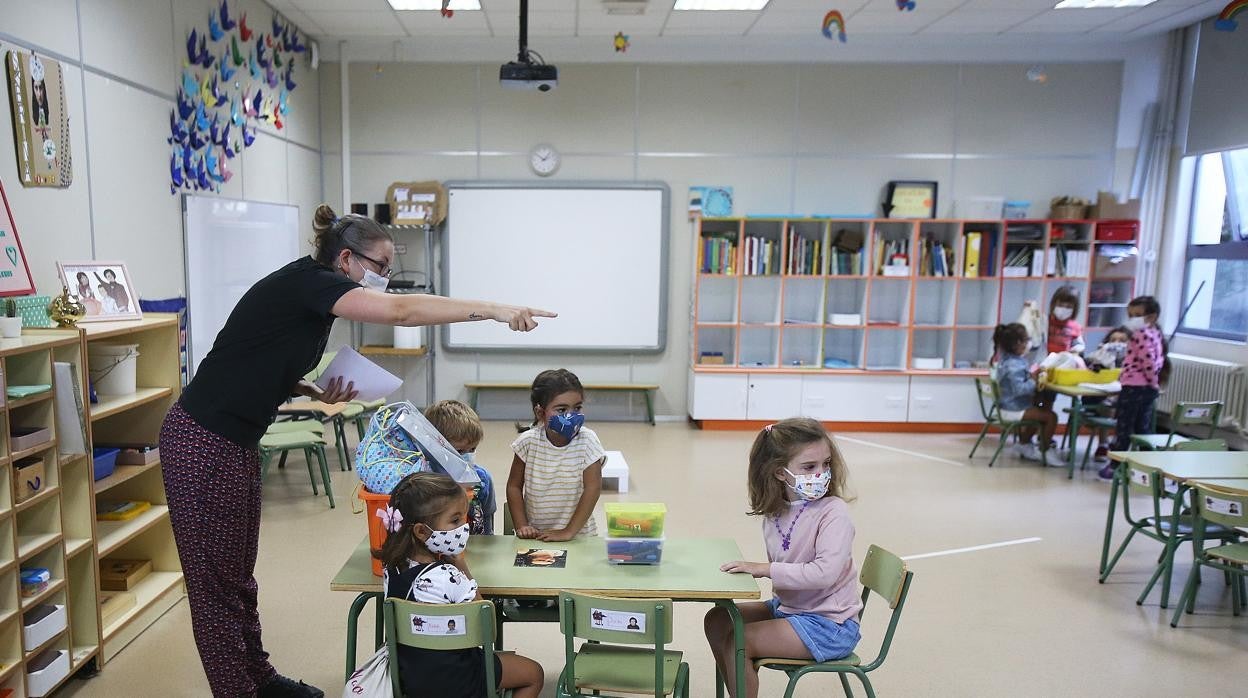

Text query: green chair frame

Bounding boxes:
[555,591,690,698]
[259,431,335,508]
[1171,483,1248,627]
[1099,461,1238,607]
[383,598,510,697]
[1130,400,1222,452]
[1171,438,1229,452]
[300,350,356,471]
[493,502,559,649]
[969,378,1048,467]
[757,544,913,698]
[1060,400,1117,471]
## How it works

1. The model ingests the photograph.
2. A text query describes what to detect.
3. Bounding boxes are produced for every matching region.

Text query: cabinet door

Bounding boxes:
[689,372,749,420]
[801,375,910,421]
[908,375,986,423]
[746,374,803,420]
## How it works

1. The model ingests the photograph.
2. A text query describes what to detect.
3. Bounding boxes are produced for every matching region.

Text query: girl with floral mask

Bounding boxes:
[705,418,861,698]
[374,472,543,698]
[507,369,606,542]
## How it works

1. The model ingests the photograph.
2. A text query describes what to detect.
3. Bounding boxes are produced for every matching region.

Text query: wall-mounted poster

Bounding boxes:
[6,51,73,188]
[0,179,36,297]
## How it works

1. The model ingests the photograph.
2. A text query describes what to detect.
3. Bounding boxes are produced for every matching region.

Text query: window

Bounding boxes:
[1180,147,1248,341]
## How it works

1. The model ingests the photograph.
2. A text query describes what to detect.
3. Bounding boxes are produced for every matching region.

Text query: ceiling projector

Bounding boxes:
[499,61,558,92]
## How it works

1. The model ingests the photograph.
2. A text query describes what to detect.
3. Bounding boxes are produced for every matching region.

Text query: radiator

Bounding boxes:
[1158,353,1248,433]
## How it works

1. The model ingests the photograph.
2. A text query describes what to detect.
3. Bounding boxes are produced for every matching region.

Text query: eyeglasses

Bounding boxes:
[352,250,393,278]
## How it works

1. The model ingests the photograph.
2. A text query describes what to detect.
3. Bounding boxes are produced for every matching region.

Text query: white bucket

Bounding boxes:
[88,344,140,396]
[393,326,424,350]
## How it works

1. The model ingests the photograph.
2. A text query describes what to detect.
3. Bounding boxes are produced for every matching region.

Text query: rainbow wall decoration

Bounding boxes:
[1215,0,1245,31]
[822,10,847,43]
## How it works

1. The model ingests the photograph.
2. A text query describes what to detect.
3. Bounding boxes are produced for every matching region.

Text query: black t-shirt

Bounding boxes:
[180,256,360,447]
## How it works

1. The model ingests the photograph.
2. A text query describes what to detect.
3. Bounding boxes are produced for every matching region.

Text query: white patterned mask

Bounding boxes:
[424,523,470,557]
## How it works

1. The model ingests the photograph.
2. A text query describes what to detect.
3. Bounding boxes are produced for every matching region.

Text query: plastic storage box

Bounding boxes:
[20,568,50,598]
[22,604,66,649]
[606,537,665,565]
[92,448,120,481]
[1047,368,1122,386]
[27,648,69,698]
[1096,221,1138,241]
[605,503,667,538]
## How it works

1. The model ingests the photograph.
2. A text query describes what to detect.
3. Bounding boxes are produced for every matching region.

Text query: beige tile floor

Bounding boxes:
[61,423,1247,697]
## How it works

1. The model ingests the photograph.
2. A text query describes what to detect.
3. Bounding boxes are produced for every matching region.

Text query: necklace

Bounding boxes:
[773,501,811,552]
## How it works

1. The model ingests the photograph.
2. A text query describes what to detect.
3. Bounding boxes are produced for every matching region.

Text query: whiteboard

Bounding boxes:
[443,183,669,352]
[183,195,300,376]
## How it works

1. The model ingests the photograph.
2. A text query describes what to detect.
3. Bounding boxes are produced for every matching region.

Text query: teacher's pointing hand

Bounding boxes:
[491,304,557,332]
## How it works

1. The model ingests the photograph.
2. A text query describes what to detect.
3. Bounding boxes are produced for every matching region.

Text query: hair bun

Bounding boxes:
[313,204,338,234]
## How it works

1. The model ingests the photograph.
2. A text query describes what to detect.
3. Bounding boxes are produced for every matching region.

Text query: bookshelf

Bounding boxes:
[0,330,89,697]
[79,315,183,667]
[689,218,1139,427]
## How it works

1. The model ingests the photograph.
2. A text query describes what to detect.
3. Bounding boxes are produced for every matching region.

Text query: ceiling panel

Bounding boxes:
[1011,8,1126,31]
[304,10,409,35]
[851,0,966,12]
[577,11,673,33]
[480,0,578,12]
[1089,3,1184,31]
[395,10,494,34]
[919,9,1040,32]
[488,10,579,36]
[843,10,944,33]
[662,10,760,34]
[291,0,393,10]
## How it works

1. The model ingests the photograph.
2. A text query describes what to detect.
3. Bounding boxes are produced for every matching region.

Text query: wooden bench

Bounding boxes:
[464,382,659,425]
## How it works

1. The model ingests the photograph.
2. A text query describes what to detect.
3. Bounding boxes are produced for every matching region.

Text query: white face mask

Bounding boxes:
[1053,307,1073,321]
[423,523,470,557]
[352,255,389,293]
[784,468,831,501]
[1124,317,1146,331]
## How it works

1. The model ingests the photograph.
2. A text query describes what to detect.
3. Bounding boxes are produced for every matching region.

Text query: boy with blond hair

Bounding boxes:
[424,400,497,534]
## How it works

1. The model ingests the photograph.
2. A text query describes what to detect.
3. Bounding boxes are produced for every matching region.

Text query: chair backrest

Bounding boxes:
[1119,461,1168,526]
[973,378,998,421]
[1191,484,1248,546]
[502,501,515,535]
[1171,401,1222,439]
[384,598,500,698]
[856,545,914,672]
[304,350,338,382]
[558,591,673,698]
[1172,438,1228,452]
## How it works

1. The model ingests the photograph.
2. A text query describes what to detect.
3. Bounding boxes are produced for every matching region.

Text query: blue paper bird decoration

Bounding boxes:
[182,70,198,97]
[218,53,235,81]
[220,0,237,30]
[206,148,222,182]
[265,64,278,89]
[209,10,225,41]
[209,115,221,146]
[189,126,205,150]
[181,145,195,178]
[198,35,214,69]
[169,111,189,144]
[278,88,289,115]
[195,101,211,131]
[284,63,297,91]
[186,28,200,64]
[256,40,270,69]
[248,49,261,79]
[176,88,195,120]
[224,138,236,159]
[230,95,243,126]
[170,149,185,192]
[272,16,284,38]
[243,126,256,147]
[218,121,232,148]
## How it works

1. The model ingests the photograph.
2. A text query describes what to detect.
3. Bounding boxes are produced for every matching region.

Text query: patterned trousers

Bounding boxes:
[1112,385,1159,451]
[160,403,274,697]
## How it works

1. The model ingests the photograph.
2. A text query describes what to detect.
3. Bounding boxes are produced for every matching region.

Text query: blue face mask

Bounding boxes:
[547,413,585,441]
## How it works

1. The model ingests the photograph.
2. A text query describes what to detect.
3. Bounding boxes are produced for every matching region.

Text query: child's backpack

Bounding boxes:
[355,403,428,495]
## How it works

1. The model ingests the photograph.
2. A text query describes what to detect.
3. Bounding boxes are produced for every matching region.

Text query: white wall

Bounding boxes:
[325,54,1159,417]
[0,0,322,301]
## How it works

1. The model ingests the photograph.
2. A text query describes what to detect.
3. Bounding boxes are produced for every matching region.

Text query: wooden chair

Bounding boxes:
[756,545,913,698]
[384,598,510,697]
[555,591,690,698]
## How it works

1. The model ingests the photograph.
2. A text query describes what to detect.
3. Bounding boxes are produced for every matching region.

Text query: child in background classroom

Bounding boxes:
[507,369,605,542]
[1101,296,1170,479]
[424,400,497,535]
[374,472,543,698]
[1082,326,1132,463]
[992,323,1059,463]
[704,418,861,698]
[1047,285,1086,355]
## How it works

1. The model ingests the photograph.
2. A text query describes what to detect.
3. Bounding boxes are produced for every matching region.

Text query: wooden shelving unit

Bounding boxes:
[79,315,183,667]
[690,217,1139,426]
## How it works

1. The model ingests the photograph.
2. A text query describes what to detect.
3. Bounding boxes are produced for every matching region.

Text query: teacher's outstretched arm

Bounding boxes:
[332,288,556,332]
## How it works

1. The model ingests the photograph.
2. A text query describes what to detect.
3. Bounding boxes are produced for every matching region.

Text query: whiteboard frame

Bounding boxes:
[182,194,300,379]
[441,181,670,354]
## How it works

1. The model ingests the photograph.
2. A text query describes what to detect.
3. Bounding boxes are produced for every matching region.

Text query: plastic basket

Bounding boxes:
[357,486,391,576]
[1048,368,1121,386]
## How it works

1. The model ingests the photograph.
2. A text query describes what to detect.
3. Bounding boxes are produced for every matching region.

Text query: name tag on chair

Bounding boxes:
[1129,469,1149,487]
[411,613,465,635]
[1204,496,1242,517]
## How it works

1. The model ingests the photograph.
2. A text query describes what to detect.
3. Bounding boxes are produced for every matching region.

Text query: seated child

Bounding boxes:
[375,472,543,698]
[1082,327,1131,462]
[425,400,496,535]
[507,369,605,542]
[993,323,1059,463]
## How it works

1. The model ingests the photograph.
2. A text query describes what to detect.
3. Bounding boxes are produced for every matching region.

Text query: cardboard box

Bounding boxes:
[110,446,159,466]
[13,456,46,504]
[99,559,152,591]
[10,426,51,452]
[99,591,136,627]
[387,181,446,226]
[1093,191,1141,220]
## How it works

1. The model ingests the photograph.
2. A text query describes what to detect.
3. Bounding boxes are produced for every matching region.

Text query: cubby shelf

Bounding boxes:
[93,461,162,495]
[690,217,1140,425]
[101,571,184,642]
[16,533,61,562]
[96,506,170,559]
[89,387,174,423]
[20,578,65,612]
[6,392,53,411]
[13,486,60,515]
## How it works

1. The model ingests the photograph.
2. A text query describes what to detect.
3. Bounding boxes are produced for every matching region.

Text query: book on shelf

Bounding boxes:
[786,231,824,275]
[1003,245,1033,277]
[743,235,780,275]
[700,235,738,274]
[828,248,863,275]
[918,234,955,277]
[874,234,910,275]
[964,232,982,277]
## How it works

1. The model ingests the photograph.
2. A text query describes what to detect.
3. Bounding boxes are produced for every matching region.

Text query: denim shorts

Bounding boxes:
[765,598,861,663]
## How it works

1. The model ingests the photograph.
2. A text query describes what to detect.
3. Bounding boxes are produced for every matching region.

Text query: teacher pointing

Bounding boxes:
[159,204,554,698]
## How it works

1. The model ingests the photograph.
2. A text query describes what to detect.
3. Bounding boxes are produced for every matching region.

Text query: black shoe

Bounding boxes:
[258,675,324,698]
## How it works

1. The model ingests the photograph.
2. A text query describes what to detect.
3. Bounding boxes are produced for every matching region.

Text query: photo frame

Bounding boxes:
[0,179,36,296]
[6,51,73,188]
[55,261,142,322]
[884,180,938,219]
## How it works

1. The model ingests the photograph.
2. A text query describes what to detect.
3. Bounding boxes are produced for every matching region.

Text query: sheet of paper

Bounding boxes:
[514,548,567,568]
[314,346,402,402]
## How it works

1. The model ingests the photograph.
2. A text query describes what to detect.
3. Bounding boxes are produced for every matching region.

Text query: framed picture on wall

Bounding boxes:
[55,261,142,322]
[0,179,36,297]
[5,51,73,188]
[884,180,938,219]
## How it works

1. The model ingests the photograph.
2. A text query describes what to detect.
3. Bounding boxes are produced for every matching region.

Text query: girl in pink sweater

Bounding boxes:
[704,417,861,698]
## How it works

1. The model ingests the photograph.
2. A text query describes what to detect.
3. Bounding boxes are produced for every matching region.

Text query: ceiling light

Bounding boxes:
[388,0,481,10]
[673,0,770,10]
[1054,0,1156,8]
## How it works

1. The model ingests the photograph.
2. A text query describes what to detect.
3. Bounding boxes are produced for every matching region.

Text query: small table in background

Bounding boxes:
[1045,382,1120,478]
